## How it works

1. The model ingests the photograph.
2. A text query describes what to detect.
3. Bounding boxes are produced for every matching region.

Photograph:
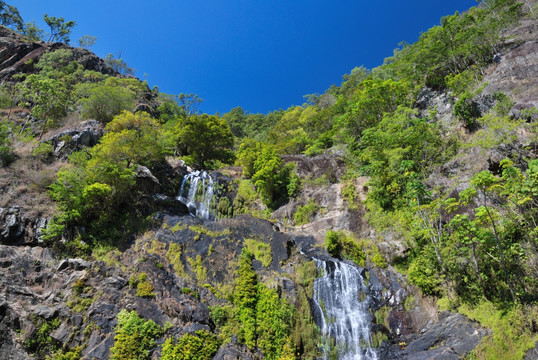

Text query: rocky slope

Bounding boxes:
[1,2,537,360]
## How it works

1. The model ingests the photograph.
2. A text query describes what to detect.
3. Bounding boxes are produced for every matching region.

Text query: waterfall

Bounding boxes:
[312,258,377,360]
[177,171,216,220]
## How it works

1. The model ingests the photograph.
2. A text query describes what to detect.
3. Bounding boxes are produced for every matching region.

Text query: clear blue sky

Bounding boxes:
[11,0,477,114]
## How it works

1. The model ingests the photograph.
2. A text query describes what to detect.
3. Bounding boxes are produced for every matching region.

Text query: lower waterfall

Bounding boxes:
[312,258,378,360]
[177,170,215,220]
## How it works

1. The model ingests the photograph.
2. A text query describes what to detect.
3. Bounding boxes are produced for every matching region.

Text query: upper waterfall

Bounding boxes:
[177,170,216,220]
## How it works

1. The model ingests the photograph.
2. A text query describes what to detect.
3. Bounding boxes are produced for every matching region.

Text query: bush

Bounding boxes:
[325,230,386,268]
[161,330,220,360]
[244,238,272,267]
[0,121,15,166]
[293,199,320,225]
[79,85,135,123]
[110,310,162,360]
[454,92,481,128]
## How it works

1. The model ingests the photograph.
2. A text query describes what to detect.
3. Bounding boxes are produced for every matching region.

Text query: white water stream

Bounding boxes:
[176,171,215,220]
[312,259,378,360]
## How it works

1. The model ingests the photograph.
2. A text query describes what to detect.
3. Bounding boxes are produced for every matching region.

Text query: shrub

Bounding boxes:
[79,85,135,124]
[244,238,272,267]
[161,330,220,360]
[293,199,320,225]
[110,310,162,360]
[0,121,15,166]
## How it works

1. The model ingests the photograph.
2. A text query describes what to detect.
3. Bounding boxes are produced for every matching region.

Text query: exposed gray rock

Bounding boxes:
[524,342,538,360]
[42,120,104,159]
[56,258,90,272]
[0,207,49,246]
[381,312,489,360]
[213,337,258,360]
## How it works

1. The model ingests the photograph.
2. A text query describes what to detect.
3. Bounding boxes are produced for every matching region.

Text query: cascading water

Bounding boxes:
[312,258,377,360]
[177,171,216,220]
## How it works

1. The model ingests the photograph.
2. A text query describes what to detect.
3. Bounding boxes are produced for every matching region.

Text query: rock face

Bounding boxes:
[0,207,49,246]
[0,28,116,83]
[42,120,104,159]
[482,17,538,115]
[381,313,489,360]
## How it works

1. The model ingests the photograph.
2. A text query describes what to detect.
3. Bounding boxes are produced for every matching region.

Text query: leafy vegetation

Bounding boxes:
[161,330,220,360]
[1,1,535,359]
[109,310,163,360]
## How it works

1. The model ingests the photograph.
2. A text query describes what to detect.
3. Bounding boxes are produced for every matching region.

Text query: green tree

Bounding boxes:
[463,171,517,303]
[104,53,135,76]
[175,114,235,169]
[0,121,15,166]
[78,35,96,49]
[22,21,44,41]
[43,14,76,44]
[79,85,135,123]
[234,250,258,348]
[0,1,23,31]
[177,93,203,117]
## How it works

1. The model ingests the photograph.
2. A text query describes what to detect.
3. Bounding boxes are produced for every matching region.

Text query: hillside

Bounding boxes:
[0,0,537,360]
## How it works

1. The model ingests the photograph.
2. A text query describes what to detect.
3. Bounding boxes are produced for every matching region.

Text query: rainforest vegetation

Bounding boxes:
[0,0,537,359]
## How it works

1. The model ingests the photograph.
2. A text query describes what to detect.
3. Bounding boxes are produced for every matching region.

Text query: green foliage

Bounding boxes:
[104,53,135,76]
[161,330,220,360]
[25,317,61,356]
[293,199,320,225]
[131,273,155,298]
[43,14,76,44]
[232,250,297,359]
[467,114,524,150]
[379,2,521,87]
[23,21,45,41]
[459,302,537,360]
[454,91,481,128]
[32,142,54,162]
[187,255,207,283]
[46,346,82,360]
[175,114,235,169]
[244,238,272,267]
[0,121,15,166]
[45,111,168,252]
[79,85,135,123]
[78,35,96,50]
[232,179,263,216]
[325,230,386,268]
[177,93,203,117]
[222,107,283,140]
[407,248,443,295]
[338,78,412,142]
[341,181,361,210]
[0,2,23,31]
[110,310,163,360]
[238,142,299,208]
[360,107,451,211]
[166,243,184,276]
[256,283,295,360]
[234,250,258,347]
